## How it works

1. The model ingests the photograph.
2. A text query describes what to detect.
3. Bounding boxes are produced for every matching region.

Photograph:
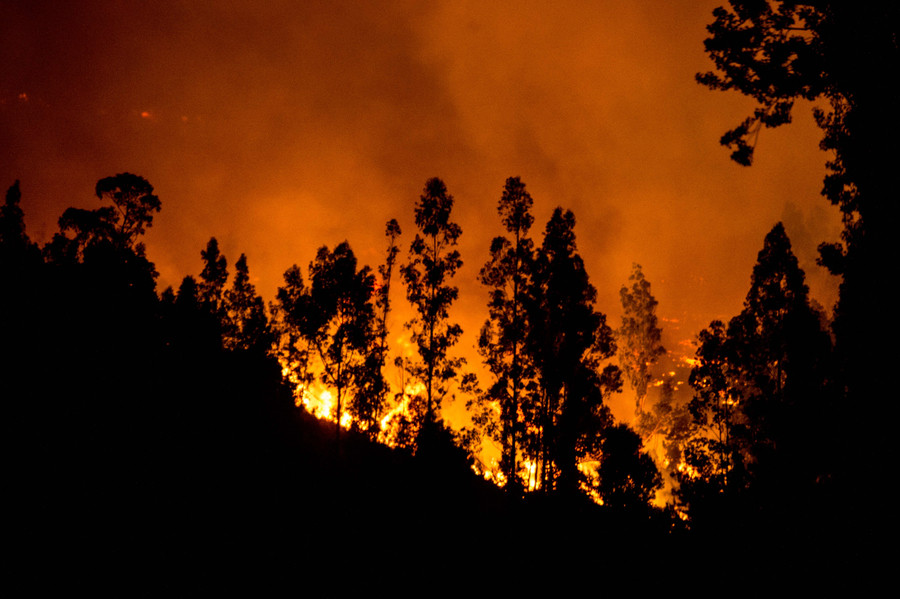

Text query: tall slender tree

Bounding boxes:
[618,263,665,416]
[274,264,315,406]
[354,219,401,437]
[476,177,536,491]
[399,178,464,445]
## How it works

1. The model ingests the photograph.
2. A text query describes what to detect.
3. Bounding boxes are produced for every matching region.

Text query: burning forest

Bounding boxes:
[3,0,893,591]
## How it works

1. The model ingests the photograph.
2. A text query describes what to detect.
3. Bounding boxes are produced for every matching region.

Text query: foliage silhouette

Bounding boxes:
[1,181,39,264]
[44,173,160,263]
[474,176,537,491]
[677,223,835,532]
[522,207,622,497]
[199,237,229,328]
[399,178,466,446]
[274,263,316,406]
[592,423,662,510]
[6,172,854,587]
[94,173,161,247]
[304,242,380,445]
[353,219,401,439]
[224,253,272,353]
[699,3,897,525]
[618,263,666,415]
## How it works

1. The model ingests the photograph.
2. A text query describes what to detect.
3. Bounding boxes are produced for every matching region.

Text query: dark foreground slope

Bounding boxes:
[6,326,678,593]
[2,255,874,594]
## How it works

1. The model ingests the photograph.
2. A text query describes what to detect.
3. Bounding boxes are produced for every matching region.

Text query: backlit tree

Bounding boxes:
[677,223,834,526]
[475,177,537,491]
[304,242,378,444]
[618,263,665,415]
[523,207,621,496]
[399,178,465,447]
[698,2,896,507]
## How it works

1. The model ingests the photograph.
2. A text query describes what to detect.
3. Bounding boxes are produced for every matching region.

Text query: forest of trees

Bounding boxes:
[3,1,891,590]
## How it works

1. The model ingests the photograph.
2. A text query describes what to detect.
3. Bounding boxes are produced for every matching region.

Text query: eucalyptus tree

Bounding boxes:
[476,177,537,491]
[304,242,379,445]
[698,2,896,512]
[198,237,228,325]
[399,178,465,437]
[677,223,834,526]
[618,263,665,416]
[523,208,621,496]
[353,219,401,437]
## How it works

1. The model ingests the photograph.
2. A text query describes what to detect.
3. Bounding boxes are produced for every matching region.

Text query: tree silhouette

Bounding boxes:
[475,177,538,491]
[224,254,271,354]
[354,219,401,438]
[199,237,229,326]
[698,2,897,513]
[677,320,740,522]
[94,173,161,249]
[304,242,379,445]
[677,223,834,528]
[0,181,39,264]
[5,175,691,589]
[593,423,662,510]
[0,181,42,349]
[523,207,621,496]
[164,274,221,353]
[618,263,665,415]
[399,178,465,444]
[274,264,316,406]
[2,181,45,447]
[44,173,160,264]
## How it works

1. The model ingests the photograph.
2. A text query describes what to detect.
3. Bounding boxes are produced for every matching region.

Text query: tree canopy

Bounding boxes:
[677,223,834,528]
[399,178,465,436]
[476,176,537,490]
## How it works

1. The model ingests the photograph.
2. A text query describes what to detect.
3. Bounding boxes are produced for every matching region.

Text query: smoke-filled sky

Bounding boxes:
[2,1,842,420]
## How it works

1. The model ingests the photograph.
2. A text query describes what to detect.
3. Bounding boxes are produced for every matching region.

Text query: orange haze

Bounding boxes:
[1,1,841,426]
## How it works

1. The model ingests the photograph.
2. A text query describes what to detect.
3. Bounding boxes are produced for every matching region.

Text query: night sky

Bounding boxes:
[1,0,842,421]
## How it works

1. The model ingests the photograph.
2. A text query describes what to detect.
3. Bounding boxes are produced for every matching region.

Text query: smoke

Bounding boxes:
[2,1,841,432]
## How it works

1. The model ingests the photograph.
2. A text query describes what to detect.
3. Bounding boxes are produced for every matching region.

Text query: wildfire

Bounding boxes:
[577,460,604,505]
[680,356,700,369]
[279,357,354,427]
[521,459,539,491]
[676,459,699,480]
[376,380,426,448]
[279,345,434,446]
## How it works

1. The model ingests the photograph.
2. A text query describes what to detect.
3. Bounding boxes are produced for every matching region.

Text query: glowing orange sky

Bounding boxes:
[1,1,841,421]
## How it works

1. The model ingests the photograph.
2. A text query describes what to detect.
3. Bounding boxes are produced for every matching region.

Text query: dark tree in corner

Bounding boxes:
[697,2,897,514]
